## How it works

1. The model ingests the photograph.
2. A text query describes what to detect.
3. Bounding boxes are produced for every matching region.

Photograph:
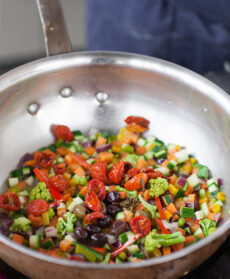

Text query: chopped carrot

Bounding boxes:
[40,168,49,177]
[17,181,27,190]
[99,152,114,163]
[108,185,117,192]
[57,147,69,156]
[187,194,196,202]
[136,146,147,155]
[64,154,73,165]
[25,160,36,167]
[85,146,96,156]
[143,189,151,201]
[89,246,106,255]
[119,192,127,199]
[69,163,79,172]
[169,174,177,185]
[147,159,156,166]
[74,166,86,177]
[184,185,193,196]
[49,216,59,227]
[136,158,148,169]
[134,203,145,213]
[155,197,165,219]
[112,140,123,147]
[166,203,177,214]
[66,186,76,196]
[163,246,171,255]
[57,208,66,217]
[168,147,177,155]
[123,209,134,222]
[201,183,208,189]
[96,136,107,147]
[60,239,72,252]
[208,213,215,221]
[168,153,177,161]
[190,224,200,233]
[185,235,196,243]
[62,193,71,202]
[162,160,169,167]
[79,186,88,196]
[172,243,184,251]
[122,132,139,144]
[12,233,24,245]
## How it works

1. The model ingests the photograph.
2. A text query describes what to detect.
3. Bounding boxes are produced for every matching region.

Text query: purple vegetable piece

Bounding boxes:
[218,178,223,186]
[156,158,165,165]
[177,176,187,187]
[82,141,91,148]
[180,174,189,178]
[96,144,112,153]
[185,201,194,209]
[113,240,121,248]
[17,153,33,168]
[0,215,13,236]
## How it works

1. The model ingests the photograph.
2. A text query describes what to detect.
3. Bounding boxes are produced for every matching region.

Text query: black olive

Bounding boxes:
[97,215,112,228]
[106,191,121,204]
[107,204,122,217]
[85,224,101,235]
[74,227,88,242]
[109,220,127,236]
[124,162,132,172]
[90,233,107,247]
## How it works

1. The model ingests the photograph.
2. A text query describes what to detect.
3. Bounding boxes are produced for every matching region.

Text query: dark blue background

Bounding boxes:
[86,0,230,74]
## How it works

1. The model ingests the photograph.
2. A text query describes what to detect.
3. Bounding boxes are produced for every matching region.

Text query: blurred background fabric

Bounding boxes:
[86,0,230,74]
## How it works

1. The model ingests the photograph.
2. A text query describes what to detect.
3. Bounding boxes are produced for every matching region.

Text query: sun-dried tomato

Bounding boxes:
[28,214,44,228]
[124,173,148,190]
[126,168,140,178]
[0,192,21,211]
[108,161,125,184]
[85,191,102,212]
[26,199,49,217]
[147,171,167,179]
[125,116,150,128]
[84,211,104,224]
[52,125,74,141]
[35,150,56,169]
[130,215,151,236]
[91,162,108,183]
[88,179,106,201]
[49,174,70,192]
[53,163,66,175]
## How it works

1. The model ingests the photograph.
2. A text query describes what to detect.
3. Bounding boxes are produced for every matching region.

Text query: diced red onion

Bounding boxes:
[106,234,117,245]
[35,226,44,236]
[17,153,33,168]
[180,174,189,178]
[45,227,58,238]
[0,215,13,236]
[177,176,187,187]
[156,158,165,165]
[96,144,111,153]
[214,213,221,224]
[82,141,91,148]
[113,240,121,248]
[185,201,194,209]
[161,220,178,232]
[218,178,223,186]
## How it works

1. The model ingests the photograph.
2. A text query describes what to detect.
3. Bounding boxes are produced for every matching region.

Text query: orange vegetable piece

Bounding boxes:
[136,146,147,155]
[169,174,177,185]
[85,146,96,156]
[166,203,177,214]
[185,235,196,243]
[122,132,139,144]
[99,152,114,163]
[172,243,184,251]
[124,173,148,190]
[28,214,44,228]
[57,208,66,217]
[57,147,69,156]
[60,239,72,252]
[25,160,36,167]
[69,163,79,172]
[177,228,186,236]
[124,209,134,222]
[136,158,148,169]
[79,186,88,196]
[163,246,171,255]
[12,233,24,245]
[208,213,215,221]
[147,159,156,166]
[49,216,59,227]
[184,185,193,196]
[119,192,127,199]
[96,136,107,147]
[74,166,86,177]
[64,154,73,165]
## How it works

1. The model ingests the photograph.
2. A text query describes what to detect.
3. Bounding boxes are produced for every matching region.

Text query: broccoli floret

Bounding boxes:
[149,177,168,197]
[10,217,31,233]
[145,229,185,252]
[29,182,53,202]
[48,208,55,221]
[199,219,216,237]
[115,186,138,199]
[124,154,140,167]
[56,212,77,236]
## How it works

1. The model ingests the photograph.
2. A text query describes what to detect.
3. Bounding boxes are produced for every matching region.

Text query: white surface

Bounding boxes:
[0,0,85,61]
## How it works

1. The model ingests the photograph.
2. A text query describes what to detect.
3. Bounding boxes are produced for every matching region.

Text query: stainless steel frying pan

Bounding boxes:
[0,1,229,278]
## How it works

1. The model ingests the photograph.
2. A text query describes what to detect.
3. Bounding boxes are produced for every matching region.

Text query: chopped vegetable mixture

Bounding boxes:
[0,116,225,263]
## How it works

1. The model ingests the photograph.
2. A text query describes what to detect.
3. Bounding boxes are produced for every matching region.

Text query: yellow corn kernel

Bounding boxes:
[183,165,192,174]
[164,209,173,220]
[217,192,225,202]
[63,172,71,181]
[168,184,178,196]
[212,204,221,213]
[152,248,162,257]
[112,145,122,153]
[66,197,73,208]
[189,158,197,164]
[42,212,49,226]
[175,145,180,151]
[199,196,208,205]
[70,178,77,186]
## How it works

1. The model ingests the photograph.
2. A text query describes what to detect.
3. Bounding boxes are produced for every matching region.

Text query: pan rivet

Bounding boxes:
[96,92,109,104]
[60,87,72,98]
[28,103,39,115]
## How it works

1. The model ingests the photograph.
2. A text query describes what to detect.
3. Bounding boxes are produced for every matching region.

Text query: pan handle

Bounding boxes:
[36,0,72,56]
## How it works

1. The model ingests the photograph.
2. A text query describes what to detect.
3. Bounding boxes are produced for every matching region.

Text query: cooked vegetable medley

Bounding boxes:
[0,116,225,263]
